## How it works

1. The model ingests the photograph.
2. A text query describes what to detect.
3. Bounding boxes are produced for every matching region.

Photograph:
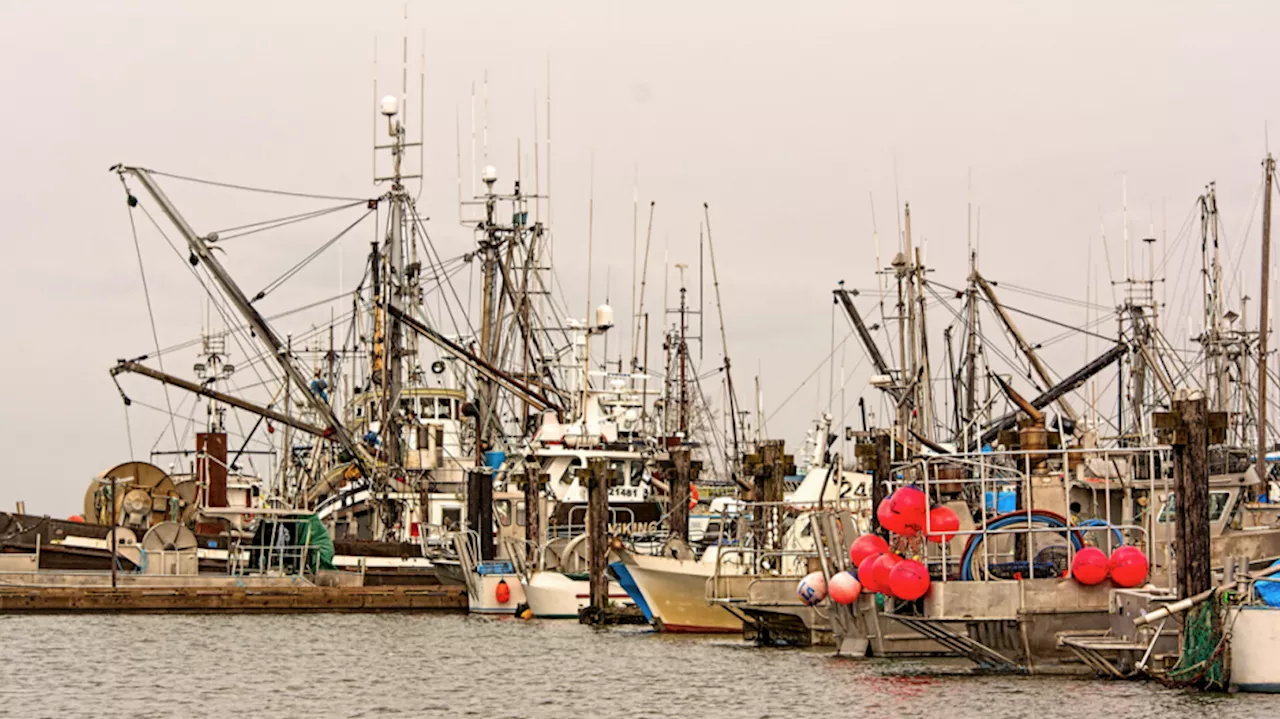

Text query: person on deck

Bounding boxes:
[310,371,329,402]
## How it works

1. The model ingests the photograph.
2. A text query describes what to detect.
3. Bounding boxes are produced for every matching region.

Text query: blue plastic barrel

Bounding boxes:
[984,489,1017,513]
[483,451,507,470]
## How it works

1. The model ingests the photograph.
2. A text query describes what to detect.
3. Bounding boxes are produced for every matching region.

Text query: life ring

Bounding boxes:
[689,485,700,510]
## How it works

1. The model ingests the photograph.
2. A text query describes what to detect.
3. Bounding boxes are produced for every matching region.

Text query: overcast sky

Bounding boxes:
[3,1,1279,514]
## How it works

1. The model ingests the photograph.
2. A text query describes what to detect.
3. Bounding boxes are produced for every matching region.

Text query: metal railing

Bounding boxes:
[227,518,321,578]
[878,445,1158,583]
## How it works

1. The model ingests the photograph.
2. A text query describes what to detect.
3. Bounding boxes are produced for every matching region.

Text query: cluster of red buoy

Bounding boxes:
[846,533,931,601]
[798,487,961,606]
[1069,545,1149,587]
[797,485,1153,605]
[875,486,960,543]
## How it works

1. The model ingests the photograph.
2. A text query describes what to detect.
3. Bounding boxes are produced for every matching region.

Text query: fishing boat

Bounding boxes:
[803,167,1280,673]
[612,546,742,633]
[705,416,875,645]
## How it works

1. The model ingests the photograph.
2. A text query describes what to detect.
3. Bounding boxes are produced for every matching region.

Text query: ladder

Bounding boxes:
[886,613,1023,672]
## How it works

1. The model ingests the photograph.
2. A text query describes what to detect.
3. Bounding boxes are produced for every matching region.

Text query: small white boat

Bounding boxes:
[468,564,526,615]
[447,533,526,615]
[521,570,631,619]
[613,546,742,633]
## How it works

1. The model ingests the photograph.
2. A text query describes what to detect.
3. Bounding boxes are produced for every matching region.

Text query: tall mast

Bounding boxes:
[1201,184,1227,411]
[904,204,917,420]
[703,204,741,479]
[478,166,500,463]
[1258,155,1275,497]
[676,264,689,436]
[964,251,979,440]
[382,96,407,467]
[915,246,932,440]
[893,225,910,451]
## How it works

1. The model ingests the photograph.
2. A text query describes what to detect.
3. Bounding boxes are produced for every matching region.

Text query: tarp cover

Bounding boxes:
[304,514,336,572]
[1257,559,1280,608]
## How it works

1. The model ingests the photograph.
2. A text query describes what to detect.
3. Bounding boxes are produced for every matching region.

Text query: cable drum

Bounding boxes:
[958,510,1084,581]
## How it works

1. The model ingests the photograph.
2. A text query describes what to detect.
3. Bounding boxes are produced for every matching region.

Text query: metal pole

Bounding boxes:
[110,475,118,589]
[1258,155,1274,500]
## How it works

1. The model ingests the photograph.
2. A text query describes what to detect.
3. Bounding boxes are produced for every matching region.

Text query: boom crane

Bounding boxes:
[111,165,379,483]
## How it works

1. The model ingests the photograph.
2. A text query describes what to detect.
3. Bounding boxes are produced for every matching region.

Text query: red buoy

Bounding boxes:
[889,559,931,601]
[876,497,906,535]
[1108,546,1149,588]
[890,487,928,535]
[859,552,889,593]
[925,506,960,543]
[495,579,512,604]
[872,553,904,595]
[67,514,85,523]
[828,571,862,605]
[1071,547,1109,585]
[849,534,890,567]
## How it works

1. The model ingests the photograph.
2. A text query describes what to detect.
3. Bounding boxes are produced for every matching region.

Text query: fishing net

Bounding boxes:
[1163,591,1231,691]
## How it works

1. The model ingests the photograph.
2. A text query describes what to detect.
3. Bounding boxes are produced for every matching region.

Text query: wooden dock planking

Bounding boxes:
[0,585,467,613]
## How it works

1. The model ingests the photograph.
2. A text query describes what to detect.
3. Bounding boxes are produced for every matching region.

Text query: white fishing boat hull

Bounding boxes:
[616,551,741,633]
[1229,605,1280,692]
[468,573,526,614]
[521,571,631,619]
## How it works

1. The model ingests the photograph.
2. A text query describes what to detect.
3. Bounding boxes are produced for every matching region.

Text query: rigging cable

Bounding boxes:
[212,200,371,242]
[409,207,476,339]
[122,403,135,462]
[119,178,182,453]
[929,279,1116,344]
[135,202,283,412]
[147,168,369,203]
[252,208,375,302]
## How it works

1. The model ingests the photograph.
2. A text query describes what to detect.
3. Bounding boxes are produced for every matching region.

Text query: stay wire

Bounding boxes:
[929,279,1116,344]
[213,200,371,241]
[147,291,361,361]
[120,177,182,453]
[410,206,475,339]
[122,403,135,461]
[135,202,283,412]
[148,169,369,203]
[253,207,375,302]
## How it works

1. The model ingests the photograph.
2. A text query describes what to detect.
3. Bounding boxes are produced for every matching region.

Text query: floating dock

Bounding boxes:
[0,583,466,613]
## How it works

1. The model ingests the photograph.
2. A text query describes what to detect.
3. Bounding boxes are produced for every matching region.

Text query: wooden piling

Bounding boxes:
[466,468,495,560]
[1174,394,1211,598]
[755,440,785,552]
[670,448,692,542]
[523,472,546,566]
[872,431,891,538]
[1159,392,1213,598]
[587,457,609,616]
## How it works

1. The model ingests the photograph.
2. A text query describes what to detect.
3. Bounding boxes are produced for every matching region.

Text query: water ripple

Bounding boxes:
[0,613,1269,718]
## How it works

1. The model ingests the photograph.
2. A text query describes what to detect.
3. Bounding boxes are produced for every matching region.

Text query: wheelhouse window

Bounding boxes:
[1158,490,1232,523]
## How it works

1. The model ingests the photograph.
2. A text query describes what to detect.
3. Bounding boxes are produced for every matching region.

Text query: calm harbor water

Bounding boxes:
[0,612,1271,718]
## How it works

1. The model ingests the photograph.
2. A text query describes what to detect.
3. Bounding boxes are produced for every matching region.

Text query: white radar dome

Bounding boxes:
[595,304,614,329]
[380,95,399,117]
